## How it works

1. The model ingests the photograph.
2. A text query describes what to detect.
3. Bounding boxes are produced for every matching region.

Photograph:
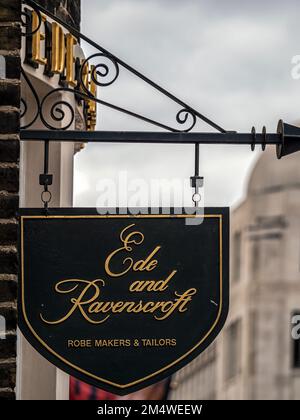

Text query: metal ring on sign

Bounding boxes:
[276,119,284,160]
[192,193,201,204]
[262,126,267,151]
[41,190,52,205]
[251,127,256,151]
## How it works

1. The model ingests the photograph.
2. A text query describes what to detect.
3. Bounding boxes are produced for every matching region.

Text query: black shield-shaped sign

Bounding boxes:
[19,208,229,395]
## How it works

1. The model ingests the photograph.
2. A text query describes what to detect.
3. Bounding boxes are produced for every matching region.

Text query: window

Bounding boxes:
[233,231,241,282]
[292,312,300,368]
[225,319,241,380]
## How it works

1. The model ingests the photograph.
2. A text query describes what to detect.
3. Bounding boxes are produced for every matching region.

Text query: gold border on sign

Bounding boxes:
[20,213,224,390]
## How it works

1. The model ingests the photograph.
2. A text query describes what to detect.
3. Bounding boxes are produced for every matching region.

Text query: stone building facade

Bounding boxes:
[0,0,81,400]
[170,149,300,400]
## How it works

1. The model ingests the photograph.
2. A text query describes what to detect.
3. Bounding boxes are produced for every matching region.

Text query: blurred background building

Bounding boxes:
[170,149,300,400]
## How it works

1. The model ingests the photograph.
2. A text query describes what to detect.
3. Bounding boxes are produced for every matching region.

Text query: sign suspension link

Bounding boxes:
[39,140,53,212]
[190,143,204,208]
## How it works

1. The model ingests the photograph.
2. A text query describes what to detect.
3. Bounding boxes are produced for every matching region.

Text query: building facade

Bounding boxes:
[0,0,82,400]
[170,149,300,400]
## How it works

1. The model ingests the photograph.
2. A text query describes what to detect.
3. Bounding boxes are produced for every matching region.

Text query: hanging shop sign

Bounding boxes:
[18,208,229,395]
[23,7,97,131]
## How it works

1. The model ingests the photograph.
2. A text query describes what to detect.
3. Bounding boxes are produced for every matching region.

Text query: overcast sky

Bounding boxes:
[74,0,300,208]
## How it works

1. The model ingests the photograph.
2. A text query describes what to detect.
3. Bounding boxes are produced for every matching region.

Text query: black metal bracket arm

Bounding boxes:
[20,120,300,159]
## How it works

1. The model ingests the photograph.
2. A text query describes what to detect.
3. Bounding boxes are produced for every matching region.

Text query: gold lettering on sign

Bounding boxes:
[129,270,177,293]
[65,34,77,87]
[51,22,65,73]
[104,224,161,277]
[32,11,47,65]
[86,65,98,131]
[40,224,198,325]
[80,60,89,91]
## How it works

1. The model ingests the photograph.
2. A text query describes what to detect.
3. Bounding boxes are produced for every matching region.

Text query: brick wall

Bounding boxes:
[0,0,21,401]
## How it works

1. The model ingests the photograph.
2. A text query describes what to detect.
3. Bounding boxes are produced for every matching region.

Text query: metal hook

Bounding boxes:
[39,140,53,213]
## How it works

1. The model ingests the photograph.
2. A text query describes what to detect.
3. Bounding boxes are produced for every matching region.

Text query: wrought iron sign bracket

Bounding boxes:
[20,0,300,209]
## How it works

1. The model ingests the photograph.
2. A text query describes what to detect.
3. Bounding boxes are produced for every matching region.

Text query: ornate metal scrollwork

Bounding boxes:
[39,88,76,131]
[176,109,197,133]
[20,68,41,130]
[80,53,120,89]
[21,0,227,133]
